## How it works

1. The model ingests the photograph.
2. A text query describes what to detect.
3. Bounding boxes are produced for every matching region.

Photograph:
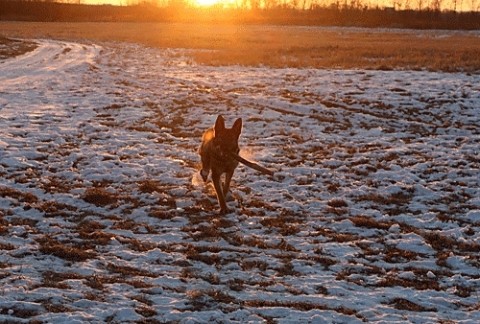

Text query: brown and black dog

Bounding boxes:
[199,115,242,214]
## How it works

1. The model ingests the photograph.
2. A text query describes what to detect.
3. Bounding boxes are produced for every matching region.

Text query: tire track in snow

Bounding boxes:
[0,39,99,86]
[0,39,105,182]
[0,39,101,118]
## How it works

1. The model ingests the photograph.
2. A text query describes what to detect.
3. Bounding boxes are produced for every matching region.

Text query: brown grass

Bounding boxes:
[423,231,480,252]
[37,235,97,262]
[349,215,393,230]
[106,262,157,278]
[0,305,40,319]
[242,299,362,319]
[260,214,301,236]
[0,242,15,250]
[327,198,349,208]
[1,22,479,72]
[138,180,163,194]
[77,220,113,246]
[185,288,236,311]
[135,305,157,318]
[40,299,73,313]
[355,191,414,206]
[379,273,441,291]
[387,298,436,312]
[36,271,83,289]
[82,187,118,207]
[0,186,38,204]
[38,201,78,218]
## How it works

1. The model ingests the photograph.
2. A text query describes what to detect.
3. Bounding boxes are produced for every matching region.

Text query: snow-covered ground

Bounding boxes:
[0,39,479,323]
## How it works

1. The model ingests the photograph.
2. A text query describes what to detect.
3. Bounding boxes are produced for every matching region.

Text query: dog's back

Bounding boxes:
[199,115,242,214]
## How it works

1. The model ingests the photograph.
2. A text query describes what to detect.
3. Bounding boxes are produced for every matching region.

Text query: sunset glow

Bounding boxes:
[193,0,223,6]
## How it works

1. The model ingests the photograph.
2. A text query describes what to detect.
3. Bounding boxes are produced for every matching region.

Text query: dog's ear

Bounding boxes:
[214,115,226,136]
[232,118,242,138]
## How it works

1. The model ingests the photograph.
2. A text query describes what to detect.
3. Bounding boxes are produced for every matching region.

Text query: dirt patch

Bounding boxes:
[0,37,37,60]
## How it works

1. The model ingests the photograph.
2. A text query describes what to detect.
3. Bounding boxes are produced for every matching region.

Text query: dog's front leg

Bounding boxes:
[223,170,234,199]
[199,151,211,182]
[212,171,228,214]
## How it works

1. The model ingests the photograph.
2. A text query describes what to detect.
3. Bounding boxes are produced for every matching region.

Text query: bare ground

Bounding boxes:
[0,36,37,60]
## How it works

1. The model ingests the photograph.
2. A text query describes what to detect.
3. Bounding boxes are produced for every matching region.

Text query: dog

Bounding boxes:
[199,115,242,214]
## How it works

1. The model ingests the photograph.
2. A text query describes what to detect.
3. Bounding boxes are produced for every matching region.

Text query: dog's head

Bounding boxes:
[214,115,242,156]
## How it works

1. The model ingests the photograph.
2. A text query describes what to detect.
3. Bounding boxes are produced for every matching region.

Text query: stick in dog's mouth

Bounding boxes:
[228,152,275,177]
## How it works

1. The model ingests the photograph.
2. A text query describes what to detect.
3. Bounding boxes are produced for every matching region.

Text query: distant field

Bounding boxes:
[1,21,480,72]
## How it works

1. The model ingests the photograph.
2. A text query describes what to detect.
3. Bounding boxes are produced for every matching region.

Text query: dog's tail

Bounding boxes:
[229,152,275,177]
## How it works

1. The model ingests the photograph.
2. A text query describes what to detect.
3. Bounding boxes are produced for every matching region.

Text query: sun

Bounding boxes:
[193,0,224,6]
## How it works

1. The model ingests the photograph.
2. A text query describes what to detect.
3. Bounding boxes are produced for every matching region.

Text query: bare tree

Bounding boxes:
[470,0,477,11]
[417,0,424,10]
[302,0,308,10]
[430,0,443,11]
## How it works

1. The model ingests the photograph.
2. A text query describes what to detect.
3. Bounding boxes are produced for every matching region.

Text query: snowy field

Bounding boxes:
[0,39,479,323]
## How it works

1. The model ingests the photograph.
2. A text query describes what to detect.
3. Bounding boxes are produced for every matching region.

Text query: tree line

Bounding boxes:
[10,0,479,12]
[1,0,479,29]
[162,0,480,12]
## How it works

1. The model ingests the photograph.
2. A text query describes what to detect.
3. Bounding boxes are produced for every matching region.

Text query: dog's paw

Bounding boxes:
[219,208,230,215]
[225,192,235,202]
[200,169,209,182]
